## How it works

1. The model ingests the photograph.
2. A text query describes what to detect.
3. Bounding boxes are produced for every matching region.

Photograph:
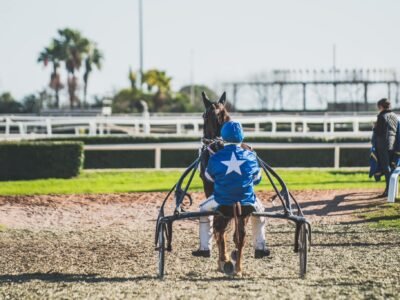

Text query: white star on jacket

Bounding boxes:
[221,153,246,175]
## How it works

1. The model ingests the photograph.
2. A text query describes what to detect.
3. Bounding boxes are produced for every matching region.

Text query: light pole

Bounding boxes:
[190,49,195,105]
[138,0,144,90]
[332,44,337,104]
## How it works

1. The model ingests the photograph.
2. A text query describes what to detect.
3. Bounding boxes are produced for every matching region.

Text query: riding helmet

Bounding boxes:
[221,121,244,143]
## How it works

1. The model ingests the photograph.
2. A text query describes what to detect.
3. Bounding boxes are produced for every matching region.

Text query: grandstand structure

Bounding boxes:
[224,68,400,111]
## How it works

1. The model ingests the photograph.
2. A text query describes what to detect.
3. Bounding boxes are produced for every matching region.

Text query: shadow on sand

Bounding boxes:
[0,273,155,284]
[266,191,386,223]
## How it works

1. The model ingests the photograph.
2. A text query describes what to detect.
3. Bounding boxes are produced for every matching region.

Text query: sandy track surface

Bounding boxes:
[1,189,399,299]
[0,189,386,229]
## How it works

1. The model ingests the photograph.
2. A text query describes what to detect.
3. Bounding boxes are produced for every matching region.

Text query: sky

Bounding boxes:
[0,0,399,109]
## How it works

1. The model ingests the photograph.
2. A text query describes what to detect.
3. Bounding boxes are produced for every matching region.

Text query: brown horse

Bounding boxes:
[199,91,230,199]
[200,92,253,276]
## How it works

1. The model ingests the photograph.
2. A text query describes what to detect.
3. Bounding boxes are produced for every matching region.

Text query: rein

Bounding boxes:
[201,137,223,155]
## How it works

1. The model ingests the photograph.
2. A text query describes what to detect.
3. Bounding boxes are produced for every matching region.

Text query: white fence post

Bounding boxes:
[18,123,25,137]
[194,122,200,134]
[107,121,111,134]
[144,120,150,134]
[155,147,161,169]
[89,122,96,136]
[99,123,104,135]
[353,120,359,133]
[46,118,52,136]
[272,122,277,133]
[5,117,10,137]
[176,123,182,135]
[334,146,340,169]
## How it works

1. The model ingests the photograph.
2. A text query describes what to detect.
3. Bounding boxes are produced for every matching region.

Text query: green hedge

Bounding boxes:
[32,136,371,169]
[84,150,154,169]
[159,149,335,168]
[161,150,200,168]
[256,149,335,167]
[0,142,83,180]
[340,148,370,167]
[37,135,371,145]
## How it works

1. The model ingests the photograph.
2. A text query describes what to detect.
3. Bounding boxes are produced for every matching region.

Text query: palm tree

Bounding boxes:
[56,28,90,108]
[143,69,172,111]
[37,43,64,107]
[83,46,103,106]
[38,28,103,109]
[128,67,137,90]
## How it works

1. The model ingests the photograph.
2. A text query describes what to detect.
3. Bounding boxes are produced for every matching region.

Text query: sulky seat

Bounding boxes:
[388,167,400,203]
[216,205,255,218]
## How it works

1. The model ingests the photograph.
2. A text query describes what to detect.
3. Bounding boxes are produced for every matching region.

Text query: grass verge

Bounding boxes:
[361,202,400,229]
[0,169,383,196]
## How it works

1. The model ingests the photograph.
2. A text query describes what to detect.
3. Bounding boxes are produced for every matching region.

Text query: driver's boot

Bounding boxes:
[192,249,211,258]
[254,247,270,259]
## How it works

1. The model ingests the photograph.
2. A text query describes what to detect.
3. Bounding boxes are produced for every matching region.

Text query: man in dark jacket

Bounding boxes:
[374,98,399,196]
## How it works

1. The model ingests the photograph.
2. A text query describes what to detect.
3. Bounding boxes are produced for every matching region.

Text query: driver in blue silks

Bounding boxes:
[192,121,270,259]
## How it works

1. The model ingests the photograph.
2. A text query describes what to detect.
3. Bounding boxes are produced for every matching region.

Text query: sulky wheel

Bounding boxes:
[158,223,166,279]
[298,222,308,278]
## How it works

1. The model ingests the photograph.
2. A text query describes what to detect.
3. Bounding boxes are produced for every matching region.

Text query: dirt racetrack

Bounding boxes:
[0,189,399,299]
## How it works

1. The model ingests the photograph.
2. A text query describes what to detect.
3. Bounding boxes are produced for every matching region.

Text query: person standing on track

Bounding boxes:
[192,121,270,259]
[373,98,399,196]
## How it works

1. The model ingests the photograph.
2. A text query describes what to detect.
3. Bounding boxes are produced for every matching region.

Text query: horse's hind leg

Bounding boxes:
[234,216,250,276]
[214,216,230,272]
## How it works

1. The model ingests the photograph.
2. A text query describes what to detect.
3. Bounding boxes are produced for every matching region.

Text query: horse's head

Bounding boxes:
[202,91,231,139]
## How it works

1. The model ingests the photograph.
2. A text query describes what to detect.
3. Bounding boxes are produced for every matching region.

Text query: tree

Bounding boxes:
[0,92,22,113]
[128,67,137,90]
[112,69,200,113]
[56,28,91,108]
[179,85,219,111]
[161,93,192,112]
[111,69,149,114]
[112,88,147,113]
[37,42,64,107]
[83,45,103,106]
[38,28,103,109]
[21,94,42,113]
[143,69,172,111]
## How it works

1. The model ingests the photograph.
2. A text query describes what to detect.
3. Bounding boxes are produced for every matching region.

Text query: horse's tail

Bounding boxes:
[233,202,242,246]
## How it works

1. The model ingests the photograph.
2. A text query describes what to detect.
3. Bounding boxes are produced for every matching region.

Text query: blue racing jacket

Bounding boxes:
[204,144,261,206]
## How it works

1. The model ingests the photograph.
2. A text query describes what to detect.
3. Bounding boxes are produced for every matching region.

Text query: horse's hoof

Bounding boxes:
[218,261,226,273]
[235,272,243,277]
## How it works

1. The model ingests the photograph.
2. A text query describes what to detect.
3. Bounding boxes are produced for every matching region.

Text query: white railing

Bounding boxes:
[0,114,376,140]
[84,142,371,169]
